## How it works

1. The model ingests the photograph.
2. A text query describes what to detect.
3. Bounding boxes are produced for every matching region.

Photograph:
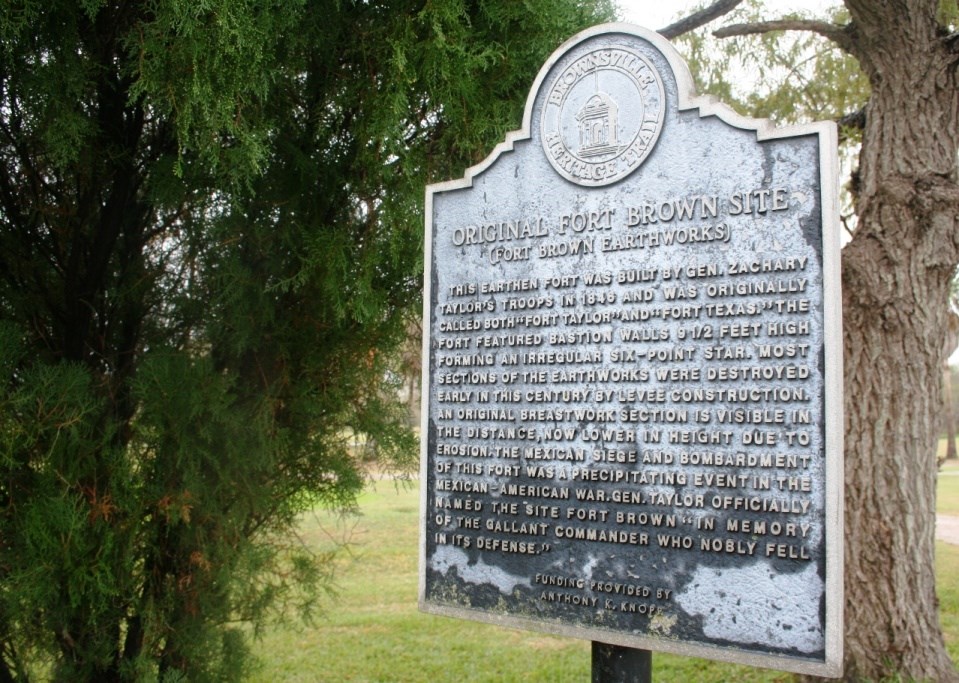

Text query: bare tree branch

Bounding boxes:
[657,0,744,39]
[713,19,855,53]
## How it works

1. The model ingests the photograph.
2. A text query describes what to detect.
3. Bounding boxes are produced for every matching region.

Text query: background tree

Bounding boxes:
[0,0,614,680]
[663,1,959,680]
[942,313,959,464]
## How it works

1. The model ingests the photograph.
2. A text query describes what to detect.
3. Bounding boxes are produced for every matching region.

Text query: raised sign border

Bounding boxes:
[419,22,843,678]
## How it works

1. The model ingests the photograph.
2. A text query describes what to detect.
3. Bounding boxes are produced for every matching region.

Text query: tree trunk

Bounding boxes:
[945,366,957,462]
[835,1,959,679]
[841,203,959,682]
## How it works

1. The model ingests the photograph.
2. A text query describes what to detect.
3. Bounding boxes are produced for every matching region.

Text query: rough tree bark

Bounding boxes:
[684,0,959,679]
[838,2,959,680]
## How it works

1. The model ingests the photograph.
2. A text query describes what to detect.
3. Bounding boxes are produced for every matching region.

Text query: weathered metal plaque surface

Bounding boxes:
[419,23,842,677]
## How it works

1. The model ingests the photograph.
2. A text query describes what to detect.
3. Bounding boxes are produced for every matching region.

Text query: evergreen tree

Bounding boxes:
[0,1,614,679]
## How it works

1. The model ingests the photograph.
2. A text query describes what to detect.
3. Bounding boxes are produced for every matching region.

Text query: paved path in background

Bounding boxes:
[938,515,959,546]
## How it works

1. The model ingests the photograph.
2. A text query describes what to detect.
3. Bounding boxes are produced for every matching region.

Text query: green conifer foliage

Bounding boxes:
[0,1,614,679]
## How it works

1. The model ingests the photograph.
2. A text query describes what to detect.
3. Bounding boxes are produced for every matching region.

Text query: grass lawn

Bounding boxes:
[247,475,959,682]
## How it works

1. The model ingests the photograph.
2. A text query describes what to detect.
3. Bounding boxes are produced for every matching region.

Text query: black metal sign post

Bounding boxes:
[592,643,652,683]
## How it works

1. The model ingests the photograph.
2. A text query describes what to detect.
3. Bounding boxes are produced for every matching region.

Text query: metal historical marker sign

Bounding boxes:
[419,23,843,678]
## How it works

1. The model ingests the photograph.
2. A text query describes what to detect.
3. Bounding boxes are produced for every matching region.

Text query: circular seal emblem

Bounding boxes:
[540,46,665,187]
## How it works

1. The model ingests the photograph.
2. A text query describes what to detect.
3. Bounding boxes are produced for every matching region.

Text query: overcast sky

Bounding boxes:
[616,0,841,32]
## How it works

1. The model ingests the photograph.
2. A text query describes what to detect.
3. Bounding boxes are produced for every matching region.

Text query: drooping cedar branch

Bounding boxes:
[657,0,744,39]
[661,2,865,136]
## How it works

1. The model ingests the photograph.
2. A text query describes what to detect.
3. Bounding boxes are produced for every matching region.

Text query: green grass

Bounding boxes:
[941,455,959,670]
[942,540,959,666]
[248,479,959,682]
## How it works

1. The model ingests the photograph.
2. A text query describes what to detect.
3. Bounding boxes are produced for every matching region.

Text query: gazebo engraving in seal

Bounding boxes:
[577,93,620,158]
[540,46,666,187]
